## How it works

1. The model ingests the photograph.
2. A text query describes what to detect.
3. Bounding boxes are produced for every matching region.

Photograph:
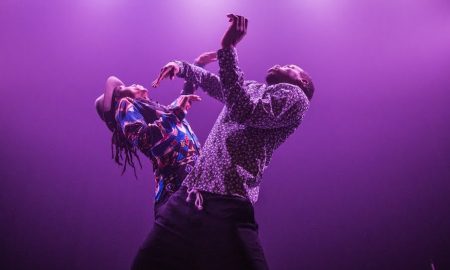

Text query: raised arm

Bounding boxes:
[216,47,246,107]
[180,52,217,95]
[218,14,309,129]
[153,60,224,103]
[176,62,224,103]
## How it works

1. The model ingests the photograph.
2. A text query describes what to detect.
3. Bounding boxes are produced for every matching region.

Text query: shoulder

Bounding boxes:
[115,97,139,119]
[117,97,135,110]
[268,83,310,107]
[244,80,261,87]
[267,83,305,96]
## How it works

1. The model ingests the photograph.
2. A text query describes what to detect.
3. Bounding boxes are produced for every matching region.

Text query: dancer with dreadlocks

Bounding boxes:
[94,52,216,208]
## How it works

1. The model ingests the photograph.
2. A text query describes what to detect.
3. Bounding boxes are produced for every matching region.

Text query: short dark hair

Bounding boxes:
[297,71,315,100]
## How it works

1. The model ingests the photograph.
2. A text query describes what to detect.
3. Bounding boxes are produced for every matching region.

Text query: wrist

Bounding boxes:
[172,106,187,121]
[193,61,205,68]
[172,61,185,77]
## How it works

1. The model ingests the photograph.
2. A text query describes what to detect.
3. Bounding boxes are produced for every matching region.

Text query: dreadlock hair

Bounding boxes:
[111,127,142,178]
[109,95,142,178]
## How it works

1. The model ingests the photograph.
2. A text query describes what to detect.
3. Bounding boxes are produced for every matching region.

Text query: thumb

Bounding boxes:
[227,14,236,22]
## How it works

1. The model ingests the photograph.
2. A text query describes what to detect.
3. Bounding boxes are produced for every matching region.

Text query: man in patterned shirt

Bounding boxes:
[132,14,314,270]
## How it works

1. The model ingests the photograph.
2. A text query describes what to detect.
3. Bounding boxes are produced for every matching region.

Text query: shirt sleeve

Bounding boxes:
[244,83,309,129]
[115,98,164,154]
[180,63,205,95]
[180,81,196,95]
[217,47,309,129]
[175,61,224,103]
[167,95,188,121]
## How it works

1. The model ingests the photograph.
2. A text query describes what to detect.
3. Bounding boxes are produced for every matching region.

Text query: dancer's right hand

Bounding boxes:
[221,14,248,48]
[152,62,180,88]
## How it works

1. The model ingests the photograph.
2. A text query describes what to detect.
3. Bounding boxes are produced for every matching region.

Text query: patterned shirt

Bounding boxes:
[175,47,310,204]
[115,96,201,204]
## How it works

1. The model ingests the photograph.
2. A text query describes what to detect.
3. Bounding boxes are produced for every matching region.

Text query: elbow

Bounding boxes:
[105,76,125,91]
[106,75,121,83]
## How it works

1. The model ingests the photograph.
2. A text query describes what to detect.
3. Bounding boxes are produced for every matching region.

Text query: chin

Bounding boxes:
[266,73,280,85]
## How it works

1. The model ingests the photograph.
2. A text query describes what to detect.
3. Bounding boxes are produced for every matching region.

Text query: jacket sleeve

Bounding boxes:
[242,83,309,129]
[175,61,224,103]
[179,63,205,95]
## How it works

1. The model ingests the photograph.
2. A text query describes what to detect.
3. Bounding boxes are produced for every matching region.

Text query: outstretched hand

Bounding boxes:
[221,14,248,48]
[151,62,180,88]
[177,94,202,111]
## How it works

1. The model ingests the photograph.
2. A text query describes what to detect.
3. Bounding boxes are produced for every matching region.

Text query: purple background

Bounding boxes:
[1,0,449,269]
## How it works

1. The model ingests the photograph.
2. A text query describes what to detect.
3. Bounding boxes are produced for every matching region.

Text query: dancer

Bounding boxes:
[133,14,314,270]
[94,53,215,208]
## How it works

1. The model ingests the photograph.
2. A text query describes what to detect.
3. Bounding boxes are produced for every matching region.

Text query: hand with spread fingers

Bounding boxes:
[221,14,248,48]
[151,62,180,88]
[176,94,202,112]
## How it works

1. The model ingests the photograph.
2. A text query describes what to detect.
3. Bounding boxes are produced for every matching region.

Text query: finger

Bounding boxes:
[188,97,201,102]
[153,68,170,86]
[153,74,164,86]
[155,68,166,82]
[187,95,202,102]
[179,96,189,108]
[236,15,241,31]
[153,72,164,85]
[162,66,172,77]
[158,67,172,82]
[228,14,238,25]
[151,79,159,88]
[244,18,248,33]
[239,16,245,32]
[227,13,236,22]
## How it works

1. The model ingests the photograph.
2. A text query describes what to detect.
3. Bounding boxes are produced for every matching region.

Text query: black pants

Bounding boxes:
[132,186,269,270]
